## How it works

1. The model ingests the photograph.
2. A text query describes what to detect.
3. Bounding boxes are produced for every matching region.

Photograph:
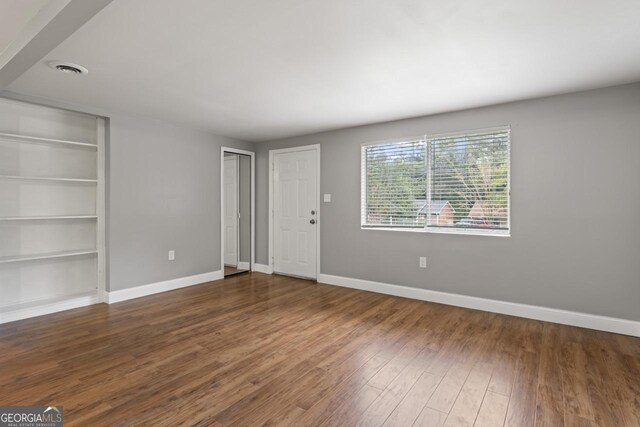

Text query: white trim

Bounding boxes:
[0,131,98,149]
[0,249,98,264]
[0,215,98,221]
[237,261,250,270]
[96,117,107,303]
[0,175,97,183]
[221,147,255,276]
[360,226,510,237]
[252,263,273,274]
[0,294,99,325]
[317,274,640,337]
[106,270,223,304]
[223,154,239,267]
[268,144,321,280]
[360,126,511,237]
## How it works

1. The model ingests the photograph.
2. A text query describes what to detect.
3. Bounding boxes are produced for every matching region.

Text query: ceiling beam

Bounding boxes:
[0,0,114,89]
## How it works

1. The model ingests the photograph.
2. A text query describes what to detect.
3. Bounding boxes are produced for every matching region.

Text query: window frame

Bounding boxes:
[360,126,511,237]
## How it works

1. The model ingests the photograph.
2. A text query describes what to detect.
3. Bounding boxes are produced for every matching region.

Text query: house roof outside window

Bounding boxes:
[416,200,455,216]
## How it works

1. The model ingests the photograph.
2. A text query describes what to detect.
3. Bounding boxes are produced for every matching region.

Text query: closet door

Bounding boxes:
[0,98,104,321]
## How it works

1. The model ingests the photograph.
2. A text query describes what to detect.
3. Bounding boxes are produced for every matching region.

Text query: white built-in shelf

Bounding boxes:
[0,290,97,311]
[0,249,98,264]
[0,175,97,183]
[0,132,97,150]
[0,215,97,221]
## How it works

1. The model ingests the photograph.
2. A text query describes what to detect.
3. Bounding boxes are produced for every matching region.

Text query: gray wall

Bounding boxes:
[256,83,640,321]
[109,115,252,291]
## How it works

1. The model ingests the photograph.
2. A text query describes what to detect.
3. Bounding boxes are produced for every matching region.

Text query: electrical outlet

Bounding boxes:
[324,194,331,202]
[168,250,175,261]
[419,257,427,268]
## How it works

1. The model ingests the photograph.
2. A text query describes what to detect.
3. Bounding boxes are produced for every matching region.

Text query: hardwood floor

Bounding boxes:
[224,265,248,276]
[1,272,638,426]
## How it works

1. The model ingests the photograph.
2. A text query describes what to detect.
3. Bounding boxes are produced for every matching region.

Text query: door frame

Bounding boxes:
[220,146,255,275]
[223,154,239,267]
[268,144,321,280]
[96,117,107,303]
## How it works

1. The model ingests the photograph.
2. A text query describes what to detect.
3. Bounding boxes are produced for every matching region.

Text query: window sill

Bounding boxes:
[361,226,510,237]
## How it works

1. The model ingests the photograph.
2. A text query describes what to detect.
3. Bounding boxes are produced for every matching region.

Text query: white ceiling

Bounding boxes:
[0,0,49,56]
[6,0,640,141]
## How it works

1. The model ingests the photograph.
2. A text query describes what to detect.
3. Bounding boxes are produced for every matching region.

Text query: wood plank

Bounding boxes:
[413,408,448,427]
[563,413,597,427]
[475,391,509,427]
[321,384,382,427]
[383,372,442,427]
[368,342,424,390]
[535,384,564,427]
[505,350,539,427]
[357,364,424,427]
[487,347,516,397]
[426,361,471,413]
[582,332,640,427]
[261,405,306,426]
[559,342,595,420]
[297,355,389,426]
[0,272,638,427]
[444,362,493,427]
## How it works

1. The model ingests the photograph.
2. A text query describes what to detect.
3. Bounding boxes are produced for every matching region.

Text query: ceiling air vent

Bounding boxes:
[48,61,88,75]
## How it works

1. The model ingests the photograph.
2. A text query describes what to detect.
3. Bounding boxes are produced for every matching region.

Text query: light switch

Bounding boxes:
[323,194,331,202]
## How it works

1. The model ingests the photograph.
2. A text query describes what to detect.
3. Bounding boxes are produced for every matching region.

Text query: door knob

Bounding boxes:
[311,210,316,215]
[310,219,316,224]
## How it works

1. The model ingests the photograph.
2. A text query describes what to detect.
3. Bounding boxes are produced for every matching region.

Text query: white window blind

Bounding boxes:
[361,138,426,227]
[361,127,510,236]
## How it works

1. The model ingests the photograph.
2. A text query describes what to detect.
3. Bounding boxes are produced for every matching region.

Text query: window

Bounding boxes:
[361,127,510,236]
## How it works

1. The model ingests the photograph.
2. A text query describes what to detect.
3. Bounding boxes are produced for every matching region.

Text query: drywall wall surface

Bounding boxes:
[256,83,640,320]
[108,115,252,291]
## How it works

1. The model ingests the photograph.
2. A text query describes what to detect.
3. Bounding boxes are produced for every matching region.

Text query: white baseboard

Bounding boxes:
[0,295,99,325]
[318,274,640,337]
[106,270,223,304]
[237,261,250,270]
[253,263,273,274]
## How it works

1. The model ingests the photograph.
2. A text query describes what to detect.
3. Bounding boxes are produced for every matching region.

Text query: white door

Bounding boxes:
[224,155,238,266]
[273,148,318,279]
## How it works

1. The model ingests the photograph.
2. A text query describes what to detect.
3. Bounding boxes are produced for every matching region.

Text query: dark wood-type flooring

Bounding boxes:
[224,265,247,276]
[1,273,639,426]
